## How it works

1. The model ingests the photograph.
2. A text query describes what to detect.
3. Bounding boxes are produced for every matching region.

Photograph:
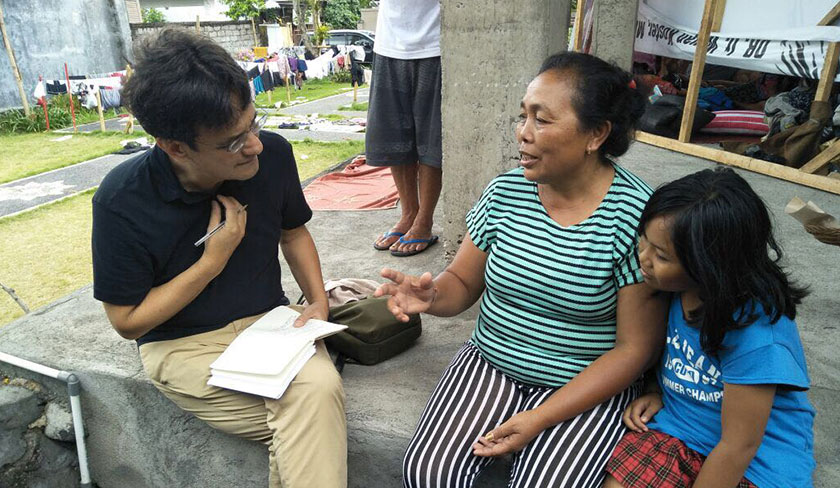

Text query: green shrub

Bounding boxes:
[142,8,165,23]
[330,70,352,83]
[0,94,120,134]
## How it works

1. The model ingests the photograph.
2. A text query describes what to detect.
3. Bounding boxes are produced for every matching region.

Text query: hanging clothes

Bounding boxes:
[99,87,121,109]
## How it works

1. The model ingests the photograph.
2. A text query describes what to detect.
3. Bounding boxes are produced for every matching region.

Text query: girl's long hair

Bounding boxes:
[638,167,808,355]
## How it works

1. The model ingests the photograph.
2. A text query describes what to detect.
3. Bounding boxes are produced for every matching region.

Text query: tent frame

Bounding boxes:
[580,0,840,195]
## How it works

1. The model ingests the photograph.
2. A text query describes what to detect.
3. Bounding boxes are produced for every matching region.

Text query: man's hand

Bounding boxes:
[293,300,329,328]
[201,195,247,274]
[622,392,663,432]
[472,410,547,457]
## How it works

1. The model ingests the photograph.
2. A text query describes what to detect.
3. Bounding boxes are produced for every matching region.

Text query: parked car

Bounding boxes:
[300,29,375,63]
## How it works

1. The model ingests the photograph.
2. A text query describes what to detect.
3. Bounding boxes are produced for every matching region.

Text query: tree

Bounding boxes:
[142,8,165,23]
[324,0,361,30]
[221,0,264,20]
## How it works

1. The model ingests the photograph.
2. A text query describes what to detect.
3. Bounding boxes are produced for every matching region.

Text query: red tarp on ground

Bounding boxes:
[303,156,399,210]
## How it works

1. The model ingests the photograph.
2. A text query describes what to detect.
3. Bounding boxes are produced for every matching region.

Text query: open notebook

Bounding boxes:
[208,306,347,399]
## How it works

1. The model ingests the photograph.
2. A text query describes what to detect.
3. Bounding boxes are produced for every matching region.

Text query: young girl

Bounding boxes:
[604,167,816,488]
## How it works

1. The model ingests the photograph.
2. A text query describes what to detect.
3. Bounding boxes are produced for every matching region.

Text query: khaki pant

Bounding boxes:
[139,313,347,488]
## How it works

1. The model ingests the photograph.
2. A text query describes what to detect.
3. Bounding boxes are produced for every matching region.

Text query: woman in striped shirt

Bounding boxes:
[375,52,667,488]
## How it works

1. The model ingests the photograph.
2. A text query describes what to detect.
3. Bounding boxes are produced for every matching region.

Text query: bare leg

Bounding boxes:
[374,162,419,249]
[391,163,441,254]
[602,474,625,488]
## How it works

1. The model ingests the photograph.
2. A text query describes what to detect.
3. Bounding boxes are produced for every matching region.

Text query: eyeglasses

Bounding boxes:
[223,112,268,153]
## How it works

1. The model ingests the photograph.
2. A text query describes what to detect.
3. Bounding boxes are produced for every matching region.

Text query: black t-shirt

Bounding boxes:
[92,131,312,345]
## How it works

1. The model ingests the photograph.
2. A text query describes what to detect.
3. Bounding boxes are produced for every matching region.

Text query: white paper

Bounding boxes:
[207,306,346,399]
[208,345,316,399]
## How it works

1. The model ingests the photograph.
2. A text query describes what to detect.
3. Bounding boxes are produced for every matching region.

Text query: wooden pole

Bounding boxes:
[95,89,106,132]
[814,42,840,103]
[0,0,30,116]
[65,62,77,132]
[678,0,717,143]
[286,74,291,102]
[251,17,258,47]
[353,81,358,103]
[799,140,840,175]
[819,1,840,26]
[124,64,134,134]
[711,0,726,31]
[38,75,49,131]
[636,131,840,195]
[573,0,585,51]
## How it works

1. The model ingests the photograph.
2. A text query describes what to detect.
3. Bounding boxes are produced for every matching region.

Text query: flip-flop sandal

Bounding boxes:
[373,231,405,251]
[390,235,439,257]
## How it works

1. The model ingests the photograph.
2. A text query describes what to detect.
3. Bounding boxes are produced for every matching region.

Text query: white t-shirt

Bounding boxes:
[373,0,441,59]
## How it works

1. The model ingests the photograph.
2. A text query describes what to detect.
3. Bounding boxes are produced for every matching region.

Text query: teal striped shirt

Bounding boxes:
[466,164,653,387]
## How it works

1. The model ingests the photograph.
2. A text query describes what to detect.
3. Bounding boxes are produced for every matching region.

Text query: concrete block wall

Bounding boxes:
[130,21,258,54]
[0,0,132,111]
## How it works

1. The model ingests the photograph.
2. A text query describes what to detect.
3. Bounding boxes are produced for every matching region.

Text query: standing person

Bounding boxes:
[367,0,443,257]
[605,168,815,488]
[91,28,346,488]
[374,52,667,487]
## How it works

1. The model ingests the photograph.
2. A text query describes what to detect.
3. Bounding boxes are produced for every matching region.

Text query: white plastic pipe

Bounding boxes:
[0,351,92,487]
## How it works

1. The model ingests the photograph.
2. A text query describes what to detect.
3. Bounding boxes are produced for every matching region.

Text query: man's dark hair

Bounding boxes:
[122,28,251,148]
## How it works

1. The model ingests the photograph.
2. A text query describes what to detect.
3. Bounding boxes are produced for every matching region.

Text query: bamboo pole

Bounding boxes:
[0,0,30,116]
[353,81,358,103]
[677,0,717,142]
[95,90,106,132]
[286,74,291,102]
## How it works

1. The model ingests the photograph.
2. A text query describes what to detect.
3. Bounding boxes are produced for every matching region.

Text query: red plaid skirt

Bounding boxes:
[606,430,758,488]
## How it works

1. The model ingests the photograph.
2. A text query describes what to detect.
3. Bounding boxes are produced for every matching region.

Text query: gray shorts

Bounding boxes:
[365,54,442,168]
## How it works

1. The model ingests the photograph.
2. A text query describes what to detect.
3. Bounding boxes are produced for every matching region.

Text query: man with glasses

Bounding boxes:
[91,28,346,487]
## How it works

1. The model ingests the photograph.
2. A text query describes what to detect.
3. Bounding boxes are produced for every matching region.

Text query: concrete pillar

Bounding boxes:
[589,0,639,71]
[440,0,569,252]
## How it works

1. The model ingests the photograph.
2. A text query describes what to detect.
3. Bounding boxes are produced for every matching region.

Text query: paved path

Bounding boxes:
[0,91,370,218]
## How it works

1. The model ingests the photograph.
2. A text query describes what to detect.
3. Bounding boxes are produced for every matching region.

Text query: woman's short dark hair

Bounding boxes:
[122,28,251,148]
[638,167,808,355]
[539,51,646,158]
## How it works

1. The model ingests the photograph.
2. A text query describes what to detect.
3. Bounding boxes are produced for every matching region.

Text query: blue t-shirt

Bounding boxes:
[648,296,816,488]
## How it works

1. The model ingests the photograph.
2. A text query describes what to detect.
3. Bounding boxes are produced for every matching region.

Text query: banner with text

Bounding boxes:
[635,2,840,81]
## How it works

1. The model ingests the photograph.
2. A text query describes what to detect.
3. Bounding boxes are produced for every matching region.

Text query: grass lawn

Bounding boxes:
[338,101,368,111]
[0,131,147,184]
[0,139,365,326]
[255,78,355,108]
[294,139,364,181]
[0,190,95,325]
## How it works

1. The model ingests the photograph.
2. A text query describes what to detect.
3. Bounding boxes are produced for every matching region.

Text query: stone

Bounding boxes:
[0,431,79,488]
[0,385,41,430]
[44,402,75,442]
[0,429,26,468]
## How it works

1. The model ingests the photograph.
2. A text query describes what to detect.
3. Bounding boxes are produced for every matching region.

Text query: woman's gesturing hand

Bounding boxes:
[373,268,436,322]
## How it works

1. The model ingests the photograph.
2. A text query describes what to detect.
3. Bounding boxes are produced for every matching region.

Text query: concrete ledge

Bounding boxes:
[0,145,837,486]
